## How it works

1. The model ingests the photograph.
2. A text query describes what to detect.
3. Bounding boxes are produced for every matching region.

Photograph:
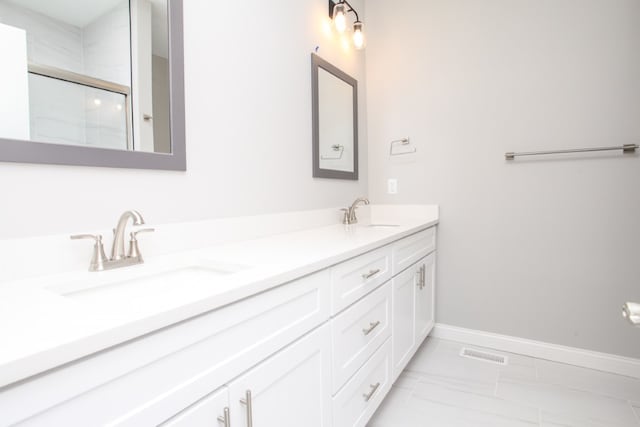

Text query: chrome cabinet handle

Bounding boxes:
[422,264,427,289]
[363,382,381,402]
[217,407,230,427]
[362,321,381,336]
[362,269,381,280]
[416,264,425,289]
[239,390,253,427]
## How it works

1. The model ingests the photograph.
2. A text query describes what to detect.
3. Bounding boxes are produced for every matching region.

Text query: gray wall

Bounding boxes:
[0,0,368,238]
[366,0,640,357]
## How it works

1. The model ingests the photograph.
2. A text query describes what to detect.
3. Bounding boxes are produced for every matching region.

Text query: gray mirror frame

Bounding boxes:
[0,0,186,171]
[311,53,358,180]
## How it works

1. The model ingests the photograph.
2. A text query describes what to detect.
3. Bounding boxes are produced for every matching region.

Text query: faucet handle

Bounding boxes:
[340,208,350,225]
[131,228,155,238]
[70,234,108,272]
[71,234,102,242]
[350,207,359,224]
[128,228,155,260]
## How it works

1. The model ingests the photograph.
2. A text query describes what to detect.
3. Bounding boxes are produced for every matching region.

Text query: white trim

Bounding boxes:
[432,324,640,379]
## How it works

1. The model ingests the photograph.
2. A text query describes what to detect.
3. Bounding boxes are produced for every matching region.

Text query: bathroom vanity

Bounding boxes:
[0,205,438,426]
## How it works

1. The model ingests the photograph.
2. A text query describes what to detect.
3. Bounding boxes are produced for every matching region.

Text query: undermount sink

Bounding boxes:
[46,261,248,304]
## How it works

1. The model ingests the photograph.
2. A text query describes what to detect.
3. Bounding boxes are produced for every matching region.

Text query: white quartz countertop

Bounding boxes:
[0,206,438,388]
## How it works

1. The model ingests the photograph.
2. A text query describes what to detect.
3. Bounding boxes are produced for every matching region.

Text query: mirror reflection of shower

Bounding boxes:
[0,0,170,153]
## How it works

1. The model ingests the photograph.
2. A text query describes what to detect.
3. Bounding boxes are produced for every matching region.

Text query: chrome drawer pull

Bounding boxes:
[217,407,230,427]
[362,321,381,336]
[362,269,381,280]
[416,265,425,289]
[363,382,381,402]
[239,390,253,427]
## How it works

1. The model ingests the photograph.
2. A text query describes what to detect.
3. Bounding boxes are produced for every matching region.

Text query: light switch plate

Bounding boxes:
[387,179,398,194]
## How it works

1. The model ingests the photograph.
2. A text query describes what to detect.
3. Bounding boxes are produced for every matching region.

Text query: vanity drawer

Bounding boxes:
[2,270,331,427]
[392,227,436,274]
[332,339,392,427]
[331,281,391,393]
[331,245,392,314]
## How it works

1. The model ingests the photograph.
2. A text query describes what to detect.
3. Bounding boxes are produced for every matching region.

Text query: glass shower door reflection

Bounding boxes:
[28,73,130,151]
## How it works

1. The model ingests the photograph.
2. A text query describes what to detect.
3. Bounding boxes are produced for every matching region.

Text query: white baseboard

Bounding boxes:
[432,323,640,379]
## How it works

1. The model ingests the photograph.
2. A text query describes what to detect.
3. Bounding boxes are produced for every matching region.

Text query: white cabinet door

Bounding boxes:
[7,271,331,427]
[391,264,418,380]
[161,387,230,427]
[415,253,435,343]
[229,324,333,427]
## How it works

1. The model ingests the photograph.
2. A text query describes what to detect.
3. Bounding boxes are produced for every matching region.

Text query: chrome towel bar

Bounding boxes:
[505,144,638,160]
[390,138,417,156]
[321,144,344,160]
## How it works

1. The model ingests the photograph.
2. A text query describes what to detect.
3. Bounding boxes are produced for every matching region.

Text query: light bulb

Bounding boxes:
[333,3,347,33]
[353,21,365,50]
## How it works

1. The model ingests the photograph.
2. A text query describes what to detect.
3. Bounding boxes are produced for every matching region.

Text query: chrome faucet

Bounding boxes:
[71,210,154,272]
[111,210,144,260]
[341,197,370,225]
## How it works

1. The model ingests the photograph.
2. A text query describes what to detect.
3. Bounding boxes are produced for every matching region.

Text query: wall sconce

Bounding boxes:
[329,0,365,50]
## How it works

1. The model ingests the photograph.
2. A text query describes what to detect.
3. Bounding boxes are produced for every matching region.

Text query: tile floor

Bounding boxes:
[368,338,640,427]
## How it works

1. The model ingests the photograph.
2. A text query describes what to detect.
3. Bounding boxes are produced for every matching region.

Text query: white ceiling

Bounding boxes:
[7,0,169,58]
[7,0,125,27]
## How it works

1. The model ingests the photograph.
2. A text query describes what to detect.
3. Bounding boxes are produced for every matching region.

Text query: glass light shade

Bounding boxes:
[333,3,347,33]
[353,21,365,50]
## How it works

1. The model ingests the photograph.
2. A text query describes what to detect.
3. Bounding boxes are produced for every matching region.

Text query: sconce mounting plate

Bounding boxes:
[328,0,338,17]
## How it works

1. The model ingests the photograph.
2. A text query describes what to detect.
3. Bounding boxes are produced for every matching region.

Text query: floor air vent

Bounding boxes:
[459,348,508,365]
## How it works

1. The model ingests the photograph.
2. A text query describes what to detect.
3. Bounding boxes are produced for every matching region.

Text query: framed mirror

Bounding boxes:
[0,0,185,170]
[311,53,358,180]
